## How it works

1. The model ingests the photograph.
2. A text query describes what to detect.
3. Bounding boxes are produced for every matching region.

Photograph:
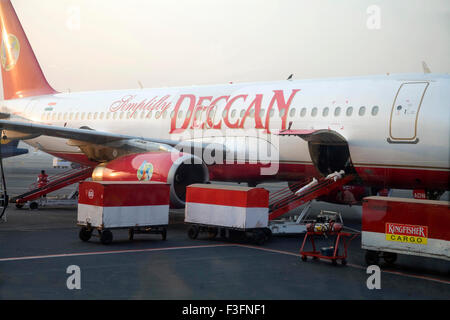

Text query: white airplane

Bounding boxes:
[0,0,448,208]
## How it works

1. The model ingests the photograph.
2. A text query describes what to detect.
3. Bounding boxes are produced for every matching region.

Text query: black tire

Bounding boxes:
[128,228,134,241]
[15,203,24,209]
[262,228,273,241]
[161,228,167,240]
[365,250,380,265]
[331,259,338,266]
[253,230,266,245]
[383,252,397,265]
[207,227,218,240]
[100,230,113,245]
[301,255,307,262]
[29,202,38,210]
[341,259,347,266]
[79,227,92,242]
[188,226,199,240]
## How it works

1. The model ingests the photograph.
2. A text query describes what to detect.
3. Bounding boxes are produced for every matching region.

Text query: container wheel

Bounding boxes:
[207,227,218,240]
[262,228,273,241]
[128,228,134,241]
[365,250,380,265]
[15,203,24,209]
[161,228,167,241]
[383,252,397,265]
[253,230,266,245]
[301,255,307,262]
[188,226,199,240]
[79,227,92,242]
[331,259,338,266]
[341,259,347,266]
[100,230,113,245]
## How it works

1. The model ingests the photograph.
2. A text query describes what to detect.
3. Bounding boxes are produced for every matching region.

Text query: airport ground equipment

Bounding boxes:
[268,174,355,221]
[268,202,313,235]
[77,181,170,245]
[11,166,93,208]
[362,196,450,265]
[22,189,78,210]
[184,184,272,245]
[299,211,360,265]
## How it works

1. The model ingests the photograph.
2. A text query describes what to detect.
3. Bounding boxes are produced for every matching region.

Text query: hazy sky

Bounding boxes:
[10,0,450,93]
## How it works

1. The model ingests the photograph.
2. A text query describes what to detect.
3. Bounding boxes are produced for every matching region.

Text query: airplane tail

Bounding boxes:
[0,0,56,100]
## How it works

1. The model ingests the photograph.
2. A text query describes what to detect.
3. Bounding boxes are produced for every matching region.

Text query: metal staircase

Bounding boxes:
[268,173,355,221]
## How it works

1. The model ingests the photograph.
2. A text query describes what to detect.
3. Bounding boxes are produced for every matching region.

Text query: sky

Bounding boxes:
[9,0,450,93]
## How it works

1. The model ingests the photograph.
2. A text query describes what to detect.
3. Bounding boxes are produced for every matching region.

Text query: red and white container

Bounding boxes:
[78,181,170,229]
[185,184,269,229]
[362,196,450,261]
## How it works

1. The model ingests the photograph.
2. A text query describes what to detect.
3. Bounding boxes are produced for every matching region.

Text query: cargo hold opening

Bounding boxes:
[304,131,356,177]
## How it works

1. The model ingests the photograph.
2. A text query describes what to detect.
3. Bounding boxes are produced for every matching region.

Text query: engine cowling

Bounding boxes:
[92,151,209,208]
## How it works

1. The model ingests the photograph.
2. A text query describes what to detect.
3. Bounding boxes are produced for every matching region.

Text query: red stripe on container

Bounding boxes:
[78,182,170,207]
[186,185,268,208]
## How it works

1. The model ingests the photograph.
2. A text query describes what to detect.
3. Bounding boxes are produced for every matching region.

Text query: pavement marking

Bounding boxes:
[0,243,234,262]
[235,244,450,285]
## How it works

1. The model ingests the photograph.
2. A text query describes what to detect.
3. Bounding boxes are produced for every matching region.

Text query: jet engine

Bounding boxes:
[92,151,209,208]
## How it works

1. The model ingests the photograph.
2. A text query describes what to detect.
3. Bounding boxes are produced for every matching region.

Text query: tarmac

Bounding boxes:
[0,143,449,300]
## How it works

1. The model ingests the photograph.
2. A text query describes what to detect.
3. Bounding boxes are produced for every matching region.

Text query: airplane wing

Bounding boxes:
[0,119,225,162]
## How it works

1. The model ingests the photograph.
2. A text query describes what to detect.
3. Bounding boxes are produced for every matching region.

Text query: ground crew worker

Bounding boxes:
[37,170,48,207]
[37,170,48,188]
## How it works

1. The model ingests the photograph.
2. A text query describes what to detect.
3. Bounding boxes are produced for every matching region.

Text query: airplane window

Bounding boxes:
[155,111,161,119]
[346,107,353,116]
[41,113,45,120]
[52,113,56,120]
[195,109,202,119]
[99,112,104,120]
[300,108,307,117]
[359,106,366,116]
[222,109,227,118]
[177,110,182,119]
[133,112,138,119]
[119,112,124,119]
[186,110,192,119]
[279,109,286,117]
[63,113,68,121]
[87,113,92,120]
[69,113,73,120]
[260,108,266,118]
[81,113,85,120]
[311,107,318,117]
[93,112,98,120]
[231,110,236,118]
[47,113,51,120]
[106,113,110,120]
[289,108,296,117]
[249,109,255,118]
[75,112,79,120]
[322,107,329,117]
[240,109,245,118]
[270,109,275,117]
[162,110,167,119]
[113,112,117,120]
[58,113,62,120]
[371,106,379,116]
[334,107,341,116]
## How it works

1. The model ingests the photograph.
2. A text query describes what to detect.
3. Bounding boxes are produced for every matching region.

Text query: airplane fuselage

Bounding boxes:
[1,73,449,191]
